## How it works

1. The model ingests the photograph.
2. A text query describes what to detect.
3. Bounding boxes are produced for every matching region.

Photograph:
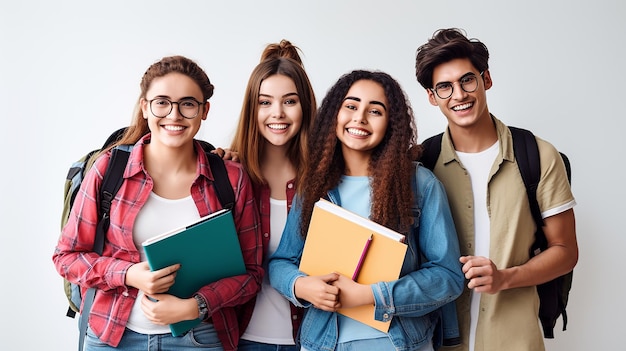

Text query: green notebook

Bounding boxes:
[142,208,246,336]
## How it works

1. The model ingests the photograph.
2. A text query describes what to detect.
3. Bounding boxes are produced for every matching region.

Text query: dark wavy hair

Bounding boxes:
[298,70,421,238]
[415,28,489,89]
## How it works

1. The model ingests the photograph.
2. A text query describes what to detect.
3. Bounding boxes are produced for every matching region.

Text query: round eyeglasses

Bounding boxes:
[430,72,484,99]
[148,98,204,119]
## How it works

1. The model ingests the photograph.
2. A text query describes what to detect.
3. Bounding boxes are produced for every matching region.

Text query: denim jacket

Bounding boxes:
[268,165,464,351]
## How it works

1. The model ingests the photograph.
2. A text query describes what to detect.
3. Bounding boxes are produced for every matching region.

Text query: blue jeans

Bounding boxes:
[85,323,223,350]
[238,339,298,351]
[301,337,433,351]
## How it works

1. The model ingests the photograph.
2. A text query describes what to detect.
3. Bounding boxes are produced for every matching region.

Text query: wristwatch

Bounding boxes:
[194,294,208,320]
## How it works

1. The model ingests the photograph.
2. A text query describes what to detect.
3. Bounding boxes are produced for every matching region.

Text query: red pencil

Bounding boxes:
[352,234,373,281]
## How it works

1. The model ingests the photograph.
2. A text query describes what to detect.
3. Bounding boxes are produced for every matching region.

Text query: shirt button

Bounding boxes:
[264,233,269,238]
[383,313,389,319]
[287,183,294,189]
[292,315,298,320]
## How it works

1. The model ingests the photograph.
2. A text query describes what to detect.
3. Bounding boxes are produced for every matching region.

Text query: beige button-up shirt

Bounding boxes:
[433,116,575,351]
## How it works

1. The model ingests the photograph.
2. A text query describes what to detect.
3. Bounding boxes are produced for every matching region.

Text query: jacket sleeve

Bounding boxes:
[372,166,464,321]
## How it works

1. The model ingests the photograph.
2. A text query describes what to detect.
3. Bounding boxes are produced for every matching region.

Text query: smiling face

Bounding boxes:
[141,72,208,149]
[335,79,389,158]
[257,74,303,148]
[427,58,492,132]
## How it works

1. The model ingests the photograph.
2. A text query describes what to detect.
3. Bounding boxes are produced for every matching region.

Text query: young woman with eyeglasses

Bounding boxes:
[53,55,263,351]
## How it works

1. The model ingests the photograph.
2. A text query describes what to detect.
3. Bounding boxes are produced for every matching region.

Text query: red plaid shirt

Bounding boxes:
[53,135,263,350]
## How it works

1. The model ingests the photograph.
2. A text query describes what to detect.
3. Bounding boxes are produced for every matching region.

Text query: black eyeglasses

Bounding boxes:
[430,72,484,99]
[148,98,204,119]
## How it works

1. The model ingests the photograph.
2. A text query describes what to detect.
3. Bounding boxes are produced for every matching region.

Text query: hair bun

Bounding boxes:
[260,39,303,66]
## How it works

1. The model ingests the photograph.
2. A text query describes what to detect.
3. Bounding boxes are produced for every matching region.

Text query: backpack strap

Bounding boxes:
[100,127,128,149]
[78,146,130,351]
[559,152,572,184]
[207,153,235,210]
[420,133,444,171]
[96,147,131,251]
[509,127,544,230]
[510,126,567,338]
[196,140,236,210]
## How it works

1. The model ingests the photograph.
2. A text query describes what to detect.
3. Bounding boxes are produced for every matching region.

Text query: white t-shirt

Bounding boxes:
[126,192,200,334]
[240,198,295,345]
[456,141,498,351]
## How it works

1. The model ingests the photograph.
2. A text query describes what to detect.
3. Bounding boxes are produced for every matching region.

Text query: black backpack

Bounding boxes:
[60,127,235,351]
[420,127,572,339]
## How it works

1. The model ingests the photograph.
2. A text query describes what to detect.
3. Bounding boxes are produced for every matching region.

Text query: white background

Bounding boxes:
[1,1,624,350]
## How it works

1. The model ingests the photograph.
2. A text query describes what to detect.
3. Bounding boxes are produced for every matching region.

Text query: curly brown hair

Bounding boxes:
[298,70,422,238]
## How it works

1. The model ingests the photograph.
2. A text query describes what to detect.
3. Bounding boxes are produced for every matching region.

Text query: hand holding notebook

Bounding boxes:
[299,199,407,332]
[142,208,245,336]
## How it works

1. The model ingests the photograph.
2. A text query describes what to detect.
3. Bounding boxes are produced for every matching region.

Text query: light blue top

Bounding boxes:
[335,175,387,342]
[268,164,464,350]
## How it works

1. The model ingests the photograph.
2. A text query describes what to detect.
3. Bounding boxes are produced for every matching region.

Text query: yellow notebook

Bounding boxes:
[299,199,408,332]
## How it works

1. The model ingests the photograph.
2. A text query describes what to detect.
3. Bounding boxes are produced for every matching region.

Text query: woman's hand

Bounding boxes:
[331,274,375,309]
[212,147,240,162]
[294,273,341,311]
[125,261,181,295]
[141,294,198,325]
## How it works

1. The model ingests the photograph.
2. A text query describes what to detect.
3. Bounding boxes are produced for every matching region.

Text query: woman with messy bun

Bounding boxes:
[230,40,317,350]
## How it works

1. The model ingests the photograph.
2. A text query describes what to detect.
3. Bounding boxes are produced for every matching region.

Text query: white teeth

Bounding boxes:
[163,125,185,131]
[452,103,473,111]
[347,128,370,136]
[268,124,288,130]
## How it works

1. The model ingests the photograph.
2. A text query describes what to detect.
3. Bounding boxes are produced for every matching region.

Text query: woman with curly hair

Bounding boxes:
[269,70,464,351]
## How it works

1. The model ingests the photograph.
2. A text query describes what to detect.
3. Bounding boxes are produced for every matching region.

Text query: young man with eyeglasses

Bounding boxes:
[414,28,578,351]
